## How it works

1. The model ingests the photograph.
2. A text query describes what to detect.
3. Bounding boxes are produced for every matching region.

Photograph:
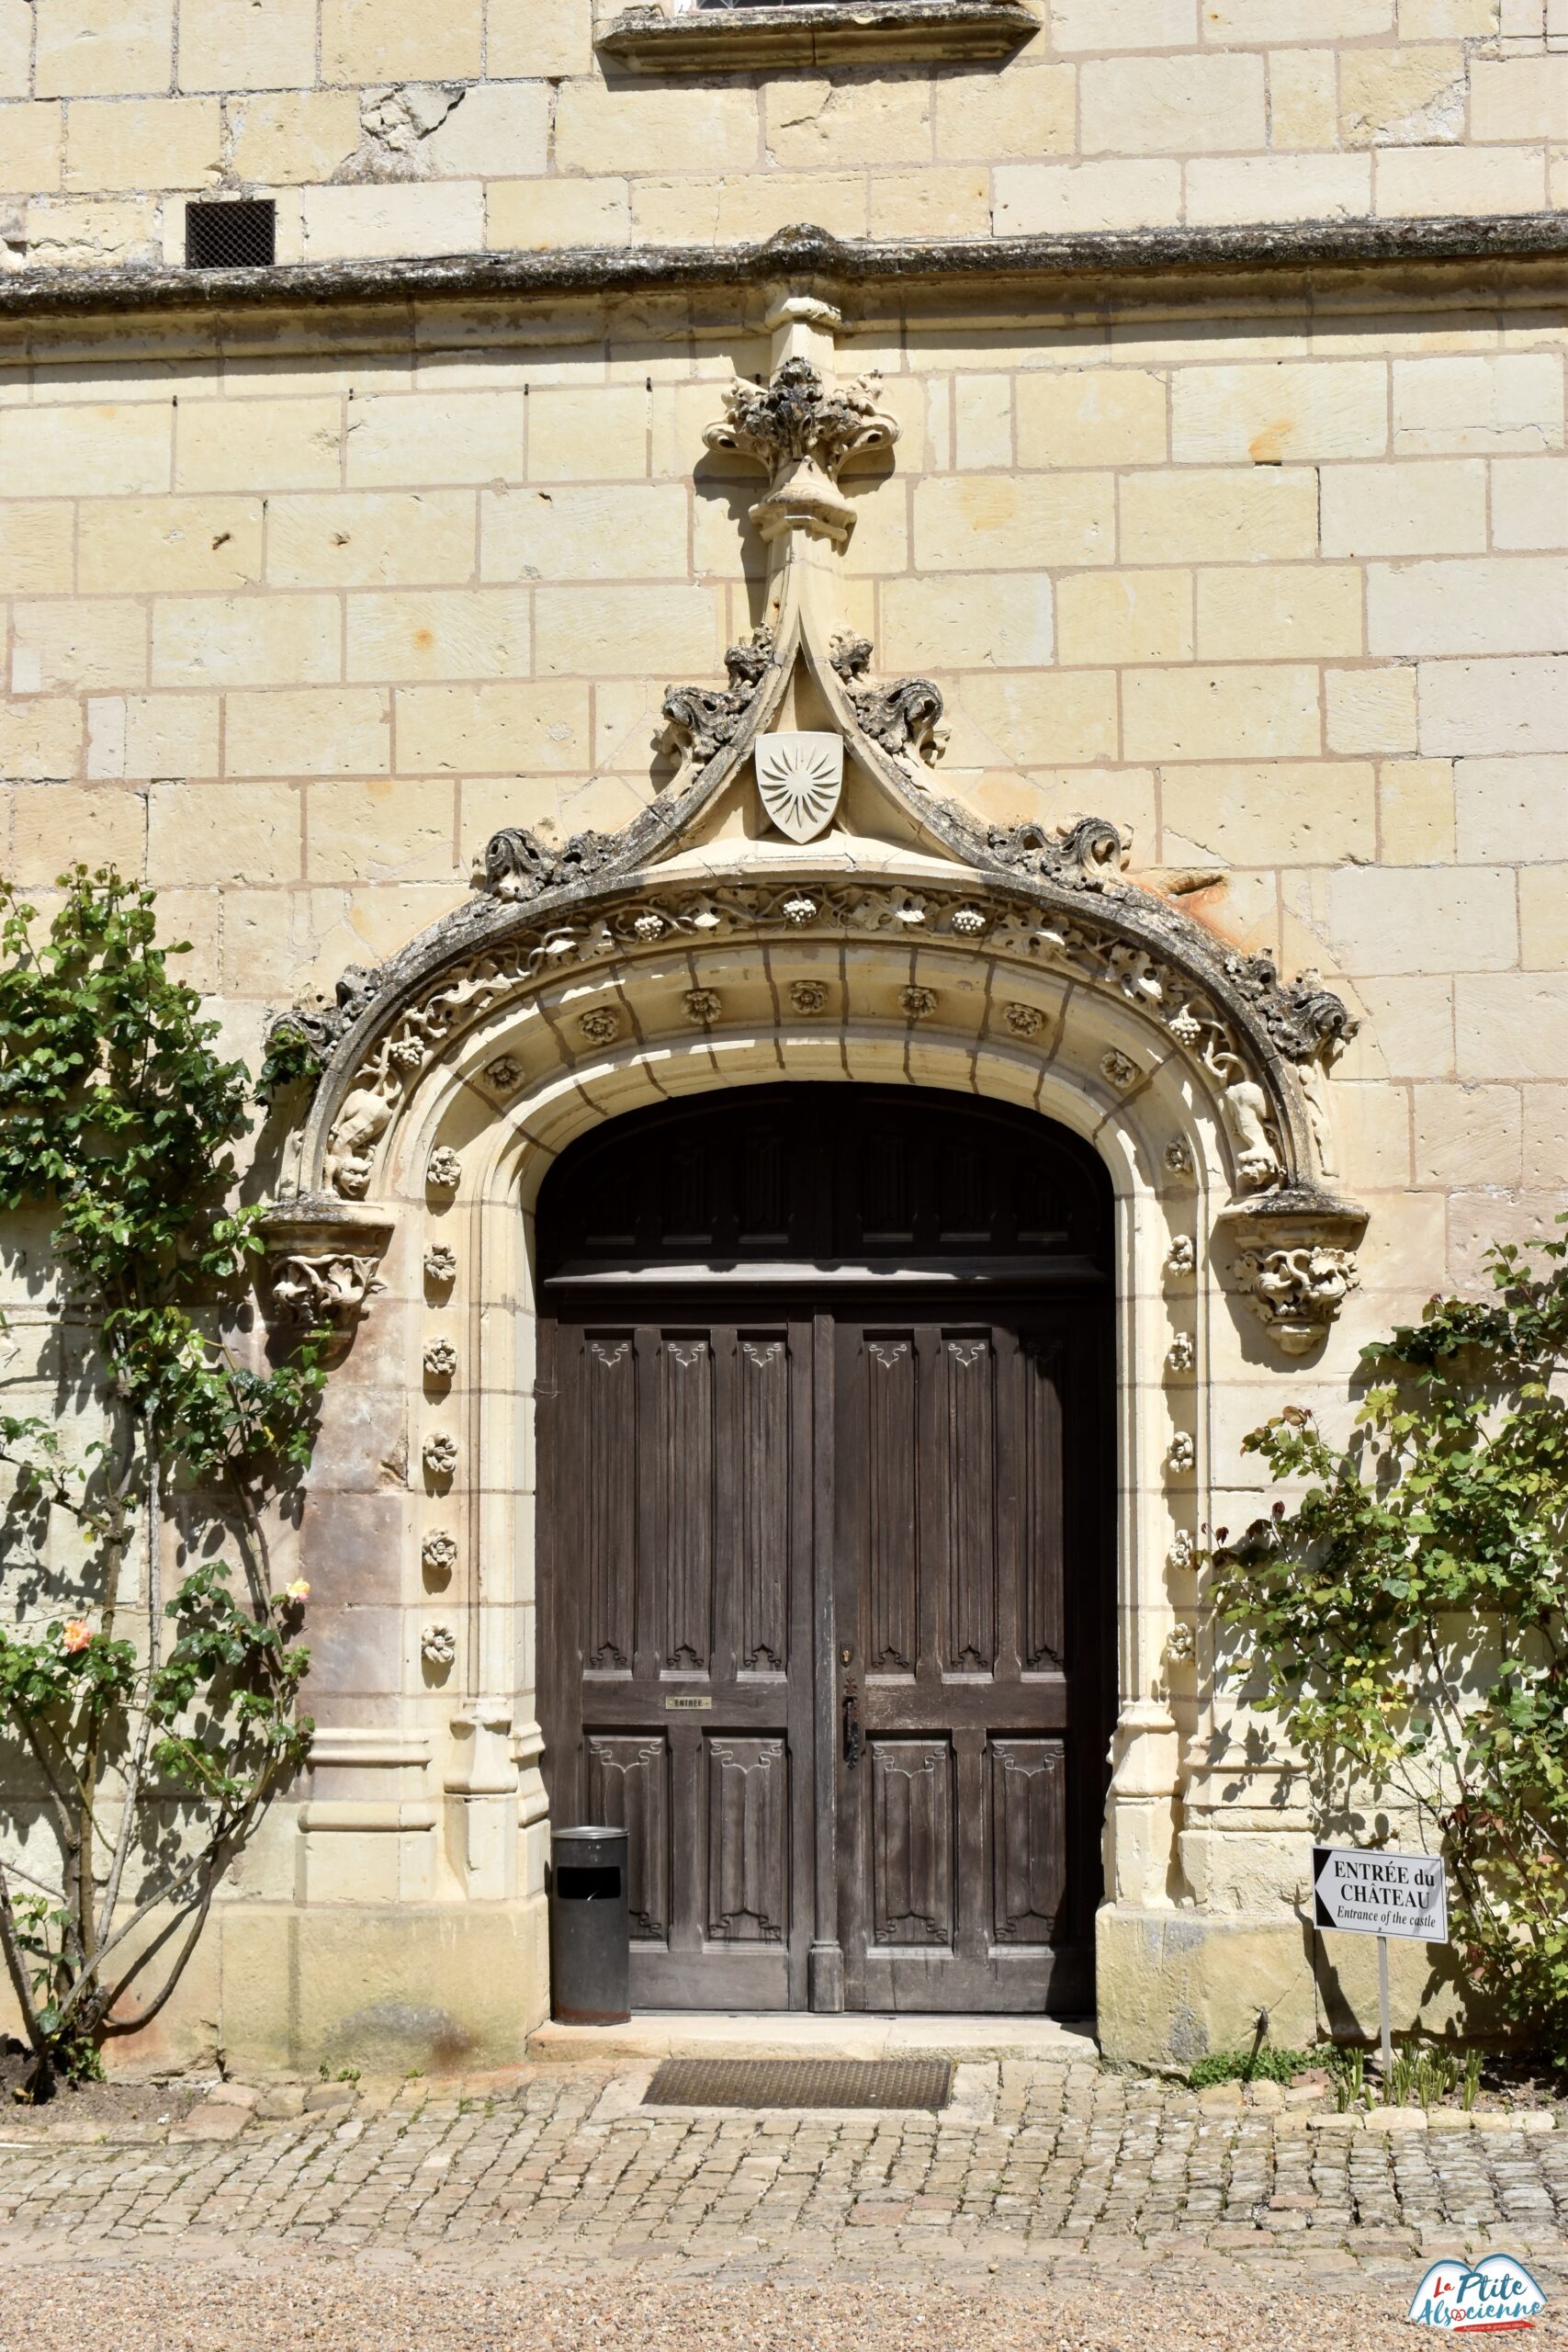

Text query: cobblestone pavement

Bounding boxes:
[0,2058,1562,2348]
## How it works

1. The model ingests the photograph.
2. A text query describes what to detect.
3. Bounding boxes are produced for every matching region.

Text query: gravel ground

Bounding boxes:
[2,2260,1552,2352]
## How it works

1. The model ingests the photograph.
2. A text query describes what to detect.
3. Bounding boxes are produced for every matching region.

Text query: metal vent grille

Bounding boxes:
[643,2057,954,2111]
[185,198,276,271]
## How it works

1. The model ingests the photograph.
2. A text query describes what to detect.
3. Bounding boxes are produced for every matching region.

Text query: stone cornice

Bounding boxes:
[0,214,1562,328]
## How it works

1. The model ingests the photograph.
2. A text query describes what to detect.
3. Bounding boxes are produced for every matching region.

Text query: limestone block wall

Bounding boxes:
[0,0,1559,272]
[0,284,1562,1303]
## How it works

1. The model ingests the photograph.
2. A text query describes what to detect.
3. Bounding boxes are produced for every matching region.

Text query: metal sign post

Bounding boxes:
[1312,1846,1449,2071]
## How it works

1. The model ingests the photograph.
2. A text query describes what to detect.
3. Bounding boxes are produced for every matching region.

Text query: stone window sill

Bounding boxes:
[597,2,1041,72]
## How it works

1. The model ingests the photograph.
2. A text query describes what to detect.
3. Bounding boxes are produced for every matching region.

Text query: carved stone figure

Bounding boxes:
[323,1075,398,1200]
[829,634,947,766]
[1211,1051,1283,1193]
[1235,1242,1360,1355]
[704,357,898,545]
[661,628,776,769]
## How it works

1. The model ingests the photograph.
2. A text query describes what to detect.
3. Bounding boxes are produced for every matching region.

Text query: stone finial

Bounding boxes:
[705,356,899,545]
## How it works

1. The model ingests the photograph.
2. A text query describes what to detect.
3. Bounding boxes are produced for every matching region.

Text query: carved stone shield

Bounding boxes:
[755,731,844,843]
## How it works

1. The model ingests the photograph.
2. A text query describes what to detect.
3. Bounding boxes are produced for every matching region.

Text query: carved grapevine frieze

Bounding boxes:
[310,854,1356,1211]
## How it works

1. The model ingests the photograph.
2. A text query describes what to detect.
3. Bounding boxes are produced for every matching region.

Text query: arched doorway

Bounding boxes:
[536,1084,1115,2015]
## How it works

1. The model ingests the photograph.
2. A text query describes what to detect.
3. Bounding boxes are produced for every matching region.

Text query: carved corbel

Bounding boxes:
[258,1203,397,1356]
[704,356,899,546]
[1218,1191,1367,1356]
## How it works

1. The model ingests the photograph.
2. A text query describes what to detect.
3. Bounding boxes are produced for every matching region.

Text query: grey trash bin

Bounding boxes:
[548,1825,631,2025]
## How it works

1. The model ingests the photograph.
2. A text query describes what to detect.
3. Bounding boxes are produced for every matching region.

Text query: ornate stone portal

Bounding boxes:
[256,293,1372,2067]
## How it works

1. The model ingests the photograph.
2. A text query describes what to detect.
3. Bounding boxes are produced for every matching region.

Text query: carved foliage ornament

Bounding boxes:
[266,1252,385,1341]
[308,858,1356,1208]
[705,356,899,546]
[1235,1242,1360,1355]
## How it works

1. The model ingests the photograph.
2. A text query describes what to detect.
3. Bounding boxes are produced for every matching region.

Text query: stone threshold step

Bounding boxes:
[528,2012,1100,2064]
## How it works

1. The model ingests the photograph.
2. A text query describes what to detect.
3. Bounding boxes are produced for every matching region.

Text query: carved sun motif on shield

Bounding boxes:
[754,730,844,844]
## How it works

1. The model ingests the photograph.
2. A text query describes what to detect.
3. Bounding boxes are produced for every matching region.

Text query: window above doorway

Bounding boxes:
[596,0,1041,73]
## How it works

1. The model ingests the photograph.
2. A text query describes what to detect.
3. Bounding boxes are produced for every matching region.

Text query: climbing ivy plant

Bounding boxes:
[0,868,326,2098]
[1214,1234,1568,2072]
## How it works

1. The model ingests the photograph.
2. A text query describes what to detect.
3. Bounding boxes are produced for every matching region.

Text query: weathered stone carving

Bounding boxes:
[483,1056,522,1095]
[421,1623,456,1668]
[1167,1431,1196,1475]
[422,1531,457,1580]
[306,866,1351,1220]
[1002,1001,1044,1038]
[426,1147,461,1194]
[682,988,723,1026]
[984,815,1130,893]
[829,634,947,767]
[423,1338,457,1379]
[423,1431,458,1479]
[424,1243,457,1287]
[257,1204,395,1355]
[661,627,776,769]
[1224,954,1359,1068]
[266,1252,385,1342]
[1165,1235,1197,1280]
[477,825,621,904]
[1168,1530,1195,1573]
[577,1007,622,1046]
[265,963,384,1067]
[1101,1050,1139,1090]
[1235,1241,1360,1355]
[899,985,938,1020]
[790,979,829,1014]
[1167,1332,1194,1374]
[1164,1138,1194,1181]
[1164,1621,1195,1665]
[705,356,899,545]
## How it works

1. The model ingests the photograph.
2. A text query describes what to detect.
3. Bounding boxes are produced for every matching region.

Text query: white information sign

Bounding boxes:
[1312,1846,1448,1944]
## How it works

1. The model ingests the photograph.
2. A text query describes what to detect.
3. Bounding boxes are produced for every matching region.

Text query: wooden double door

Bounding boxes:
[536,1090,1113,2015]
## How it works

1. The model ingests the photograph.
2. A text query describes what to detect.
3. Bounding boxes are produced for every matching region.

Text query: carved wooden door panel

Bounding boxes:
[538,1315,815,2010]
[833,1308,1107,2013]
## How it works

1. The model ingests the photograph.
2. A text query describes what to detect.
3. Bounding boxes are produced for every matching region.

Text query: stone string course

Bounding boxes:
[0,0,1564,277]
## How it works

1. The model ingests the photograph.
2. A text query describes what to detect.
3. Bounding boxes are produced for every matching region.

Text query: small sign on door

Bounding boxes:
[1312,1846,1448,1942]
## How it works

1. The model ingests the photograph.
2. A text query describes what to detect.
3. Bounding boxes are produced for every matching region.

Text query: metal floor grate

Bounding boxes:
[643,2056,953,2111]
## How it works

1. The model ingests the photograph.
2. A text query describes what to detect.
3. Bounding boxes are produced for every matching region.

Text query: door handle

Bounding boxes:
[842,1682,863,1769]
